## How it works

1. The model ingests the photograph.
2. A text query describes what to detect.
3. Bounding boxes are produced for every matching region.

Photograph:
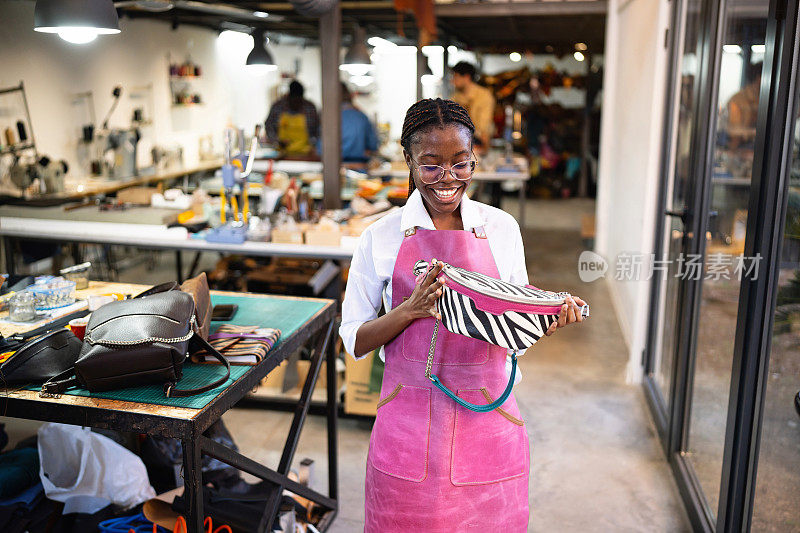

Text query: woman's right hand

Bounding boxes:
[400,261,445,321]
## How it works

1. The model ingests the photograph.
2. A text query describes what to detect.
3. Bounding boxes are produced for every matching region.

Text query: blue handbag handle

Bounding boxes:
[425,320,517,413]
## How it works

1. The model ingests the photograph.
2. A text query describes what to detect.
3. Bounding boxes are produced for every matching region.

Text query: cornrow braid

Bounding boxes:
[400,98,476,196]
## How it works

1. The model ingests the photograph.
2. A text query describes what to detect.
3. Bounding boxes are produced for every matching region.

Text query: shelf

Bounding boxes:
[0,142,35,154]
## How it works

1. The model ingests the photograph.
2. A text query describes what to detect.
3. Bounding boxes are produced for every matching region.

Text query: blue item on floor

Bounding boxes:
[0,448,40,498]
[0,482,43,509]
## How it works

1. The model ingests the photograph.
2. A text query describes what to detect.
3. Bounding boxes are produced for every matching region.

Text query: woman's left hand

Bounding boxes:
[545,296,587,336]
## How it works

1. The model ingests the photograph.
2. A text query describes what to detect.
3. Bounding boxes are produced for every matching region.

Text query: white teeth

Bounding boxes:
[432,188,458,200]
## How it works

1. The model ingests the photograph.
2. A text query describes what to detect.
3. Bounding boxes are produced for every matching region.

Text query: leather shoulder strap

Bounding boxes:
[134,281,178,299]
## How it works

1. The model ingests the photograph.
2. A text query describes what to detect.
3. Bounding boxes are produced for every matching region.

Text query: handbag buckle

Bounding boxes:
[39,385,61,399]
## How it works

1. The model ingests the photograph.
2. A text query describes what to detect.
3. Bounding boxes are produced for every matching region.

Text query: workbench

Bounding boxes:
[0,282,339,532]
[0,206,355,293]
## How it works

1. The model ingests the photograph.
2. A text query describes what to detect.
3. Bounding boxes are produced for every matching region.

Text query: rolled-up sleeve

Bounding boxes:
[507,219,529,368]
[339,230,384,358]
[508,219,529,285]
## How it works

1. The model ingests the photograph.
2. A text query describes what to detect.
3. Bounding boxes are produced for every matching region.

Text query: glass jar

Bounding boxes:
[8,292,36,322]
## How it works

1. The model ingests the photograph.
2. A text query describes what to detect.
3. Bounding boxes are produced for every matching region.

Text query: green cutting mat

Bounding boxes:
[27,294,327,410]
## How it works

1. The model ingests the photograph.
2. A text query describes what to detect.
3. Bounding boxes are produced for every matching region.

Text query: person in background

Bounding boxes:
[340,83,378,166]
[264,80,320,158]
[451,61,495,154]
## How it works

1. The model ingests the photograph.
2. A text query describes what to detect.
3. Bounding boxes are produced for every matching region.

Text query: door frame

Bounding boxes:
[643,0,725,527]
[643,0,800,531]
[716,0,800,529]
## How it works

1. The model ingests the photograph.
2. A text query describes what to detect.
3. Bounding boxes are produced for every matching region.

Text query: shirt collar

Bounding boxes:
[400,189,486,232]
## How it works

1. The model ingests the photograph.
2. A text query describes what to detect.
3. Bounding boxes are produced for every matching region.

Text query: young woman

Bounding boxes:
[340,99,586,531]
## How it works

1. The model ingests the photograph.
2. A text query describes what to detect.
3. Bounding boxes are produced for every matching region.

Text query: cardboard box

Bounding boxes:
[272,228,304,244]
[296,359,343,393]
[118,186,157,205]
[344,349,382,416]
[304,227,342,247]
[260,358,289,390]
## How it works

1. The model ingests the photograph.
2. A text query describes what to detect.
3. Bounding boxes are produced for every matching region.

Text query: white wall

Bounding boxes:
[595,0,671,382]
[0,1,322,175]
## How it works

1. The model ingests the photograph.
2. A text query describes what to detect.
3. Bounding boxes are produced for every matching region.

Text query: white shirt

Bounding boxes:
[340,189,530,371]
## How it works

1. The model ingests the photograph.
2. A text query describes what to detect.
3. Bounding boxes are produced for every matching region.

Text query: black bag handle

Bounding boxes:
[164,335,230,398]
[134,281,178,299]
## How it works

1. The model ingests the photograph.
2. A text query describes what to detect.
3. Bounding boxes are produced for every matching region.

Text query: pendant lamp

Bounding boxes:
[247,30,278,72]
[340,25,372,77]
[34,0,120,44]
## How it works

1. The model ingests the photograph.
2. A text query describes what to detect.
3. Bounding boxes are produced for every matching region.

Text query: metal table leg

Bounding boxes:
[176,251,184,283]
[258,320,336,531]
[3,237,15,276]
[182,434,204,533]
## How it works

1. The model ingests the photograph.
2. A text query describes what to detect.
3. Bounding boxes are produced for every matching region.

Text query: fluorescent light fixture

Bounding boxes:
[723,44,742,54]
[509,52,522,62]
[247,30,278,71]
[34,0,120,44]
[573,51,585,62]
[751,44,765,53]
[367,36,396,49]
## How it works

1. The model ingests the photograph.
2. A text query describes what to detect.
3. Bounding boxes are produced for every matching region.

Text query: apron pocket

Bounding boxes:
[368,384,431,482]
[450,388,528,486]
[402,318,489,366]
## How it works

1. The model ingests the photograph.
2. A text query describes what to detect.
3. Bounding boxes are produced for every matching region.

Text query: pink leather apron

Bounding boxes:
[364,226,530,532]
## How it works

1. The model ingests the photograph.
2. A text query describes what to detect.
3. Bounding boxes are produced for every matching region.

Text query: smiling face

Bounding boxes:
[404,123,473,222]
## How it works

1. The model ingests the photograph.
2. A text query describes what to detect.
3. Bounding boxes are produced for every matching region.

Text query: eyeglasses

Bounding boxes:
[409,155,478,185]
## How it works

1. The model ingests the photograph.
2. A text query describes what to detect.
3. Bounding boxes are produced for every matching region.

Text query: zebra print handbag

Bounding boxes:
[414,259,589,412]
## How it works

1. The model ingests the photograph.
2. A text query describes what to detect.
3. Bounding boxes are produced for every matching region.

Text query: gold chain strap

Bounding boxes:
[425,319,439,380]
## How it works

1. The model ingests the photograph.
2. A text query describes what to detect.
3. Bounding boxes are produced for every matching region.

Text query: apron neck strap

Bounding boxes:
[404,226,486,238]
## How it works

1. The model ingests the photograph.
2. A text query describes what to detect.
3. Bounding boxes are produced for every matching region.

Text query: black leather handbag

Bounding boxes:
[0,329,83,385]
[41,290,230,398]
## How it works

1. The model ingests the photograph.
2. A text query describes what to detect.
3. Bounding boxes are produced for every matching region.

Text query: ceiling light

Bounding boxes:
[253,11,269,18]
[509,52,522,62]
[573,51,585,62]
[340,25,373,76]
[751,44,765,53]
[723,44,742,54]
[575,42,588,51]
[247,30,278,72]
[34,0,120,44]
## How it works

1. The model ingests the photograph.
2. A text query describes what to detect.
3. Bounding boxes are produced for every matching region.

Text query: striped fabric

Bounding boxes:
[193,324,281,365]
[414,259,583,351]
[438,285,558,351]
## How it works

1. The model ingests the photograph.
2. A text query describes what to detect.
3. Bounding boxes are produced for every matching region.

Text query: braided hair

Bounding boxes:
[400,98,475,196]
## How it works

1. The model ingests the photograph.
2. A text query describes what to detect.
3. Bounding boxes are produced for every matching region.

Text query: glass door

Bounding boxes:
[750,56,800,533]
[645,0,800,529]
[684,0,769,521]
[646,0,706,426]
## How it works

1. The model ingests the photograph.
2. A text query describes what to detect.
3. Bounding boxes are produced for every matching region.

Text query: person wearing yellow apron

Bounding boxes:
[265,80,319,158]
